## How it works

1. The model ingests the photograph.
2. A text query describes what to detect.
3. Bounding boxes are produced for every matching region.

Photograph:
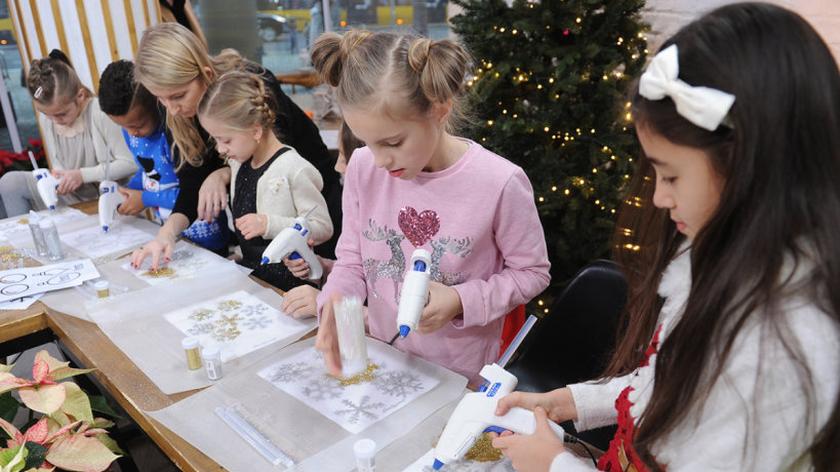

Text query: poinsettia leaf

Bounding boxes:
[30,354,67,378]
[21,443,46,471]
[21,420,47,445]
[29,362,48,386]
[0,444,26,471]
[0,365,11,374]
[45,412,68,429]
[58,384,92,424]
[0,394,17,424]
[93,435,123,456]
[18,385,65,416]
[0,374,30,396]
[45,433,120,472]
[46,368,94,383]
[44,421,81,445]
[90,419,113,430]
[0,419,21,444]
[88,398,121,421]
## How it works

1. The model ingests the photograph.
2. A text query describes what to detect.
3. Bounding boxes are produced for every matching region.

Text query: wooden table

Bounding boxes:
[1,202,225,471]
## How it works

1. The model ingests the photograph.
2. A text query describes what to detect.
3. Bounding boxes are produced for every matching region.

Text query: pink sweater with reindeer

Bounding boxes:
[317,140,551,379]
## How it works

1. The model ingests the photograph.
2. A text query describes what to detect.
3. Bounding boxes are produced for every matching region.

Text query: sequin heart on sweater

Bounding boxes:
[398,207,440,247]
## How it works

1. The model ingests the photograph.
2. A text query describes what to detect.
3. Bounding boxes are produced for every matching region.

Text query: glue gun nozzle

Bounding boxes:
[433,459,444,470]
[260,256,270,265]
[399,325,411,338]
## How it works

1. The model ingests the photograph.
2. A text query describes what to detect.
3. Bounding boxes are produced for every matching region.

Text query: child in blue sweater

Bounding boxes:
[98,60,228,252]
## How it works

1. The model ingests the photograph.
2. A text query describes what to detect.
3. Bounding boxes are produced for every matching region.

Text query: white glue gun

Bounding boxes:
[29,151,60,210]
[260,216,323,281]
[396,249,431,338]
[432,364,565,470]
[98,180,125,232]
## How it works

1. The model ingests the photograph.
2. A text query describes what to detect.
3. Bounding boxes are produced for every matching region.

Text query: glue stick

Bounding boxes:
[353,438,376,472]
[334,297,367,378]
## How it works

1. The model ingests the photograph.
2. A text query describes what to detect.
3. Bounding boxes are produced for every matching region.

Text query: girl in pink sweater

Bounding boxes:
[310,31,551,380]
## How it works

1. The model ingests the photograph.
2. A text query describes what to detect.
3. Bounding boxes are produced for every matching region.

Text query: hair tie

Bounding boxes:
[639,44,735,131]
[349,32,371,53]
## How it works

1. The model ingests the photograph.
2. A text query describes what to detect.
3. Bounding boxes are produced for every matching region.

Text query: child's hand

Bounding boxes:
[130,233,176,270]
[491,407,566,472]
[117,187,145,215]
[235,213,267,240]
[283,239,316,279]
[281,285,319,319]
[417,282,463,333]
[495,387,578,424]
[315,294,343,376]
[53,169,83,194]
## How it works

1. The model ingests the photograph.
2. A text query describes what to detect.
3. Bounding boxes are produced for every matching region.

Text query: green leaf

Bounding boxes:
[21,443,45,471]
[18,385,65,416]
[0,365,11,374]
[58,383,92,424]
[47,368,95,383]
[0,445,26,472]
[0,394,17,424]
[93,434,124,456]
[88,397,121,421]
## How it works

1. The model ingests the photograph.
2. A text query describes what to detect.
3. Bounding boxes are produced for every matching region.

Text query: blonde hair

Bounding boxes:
[27,49,91,105]
[199,71,276,134]
[134,22,244,167]
[310,30,471,131]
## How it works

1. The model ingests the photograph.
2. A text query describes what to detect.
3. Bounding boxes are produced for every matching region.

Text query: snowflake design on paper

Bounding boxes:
[239,303,270,318]
[189,308,214,321]
[242,315,272,330]
[217,299,243,312]
[334,395,385,424]
[302,376,343,401]
[187,321,214,336]
[211,314,243,341]
[373,371,424,398]
[268,362,315,383]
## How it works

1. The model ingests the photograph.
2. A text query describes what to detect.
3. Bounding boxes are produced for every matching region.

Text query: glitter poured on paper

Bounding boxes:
[336,363,379,386]
[464,433,504,462]
[143,267,175,278]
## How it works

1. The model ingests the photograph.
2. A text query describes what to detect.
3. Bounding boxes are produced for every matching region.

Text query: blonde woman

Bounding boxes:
[0,50,135,216]
[129,22,341,269]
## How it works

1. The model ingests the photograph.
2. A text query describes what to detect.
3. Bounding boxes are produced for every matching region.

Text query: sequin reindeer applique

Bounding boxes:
[363,219,406,302]
[429,236,472,286]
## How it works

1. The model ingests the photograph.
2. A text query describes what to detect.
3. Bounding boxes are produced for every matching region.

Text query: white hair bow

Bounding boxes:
[639,44,735,131]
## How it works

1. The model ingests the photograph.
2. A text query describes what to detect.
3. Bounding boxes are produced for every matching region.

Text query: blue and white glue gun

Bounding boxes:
[396,249,431,338]
[29,151,60,211]
[98,180,125,232]
[260,215,323,281]
[432,363,565,470]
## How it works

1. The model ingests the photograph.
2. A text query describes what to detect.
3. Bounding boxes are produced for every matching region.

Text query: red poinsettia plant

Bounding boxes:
[0,350,121,472]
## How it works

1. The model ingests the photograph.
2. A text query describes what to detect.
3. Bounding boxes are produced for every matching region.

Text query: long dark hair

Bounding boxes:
[606,3,840,470]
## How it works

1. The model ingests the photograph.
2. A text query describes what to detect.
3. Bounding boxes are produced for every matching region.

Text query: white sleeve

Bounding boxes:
[567,375,632,431]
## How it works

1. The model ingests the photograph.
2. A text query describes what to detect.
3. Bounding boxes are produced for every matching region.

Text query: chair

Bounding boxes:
[505,259,627,450]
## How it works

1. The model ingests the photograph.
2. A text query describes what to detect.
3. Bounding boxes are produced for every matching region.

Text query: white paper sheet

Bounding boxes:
[403,449,514,472]
[62,223,151,259]
[0,292,43,310]
[0,208,88,243]
[0,259,99,302]
[258,342,441,434]
[120,241,233,285]
[165,290,298,362]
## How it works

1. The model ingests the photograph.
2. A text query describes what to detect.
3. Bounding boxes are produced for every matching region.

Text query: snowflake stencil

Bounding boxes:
[269,362,315,383]
[187,321,214,336]
[239,303,269,318]
[242,315,272,330]
[373,371,424,398]
[334,395,385,424]
[302,376,343,401]
[189,309,214,321]
[217,299,243,312]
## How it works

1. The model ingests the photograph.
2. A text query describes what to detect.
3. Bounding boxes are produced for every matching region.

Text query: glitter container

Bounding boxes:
[94,280,110,298]
[353,438,376,472]
[182,336,201,371]
[201,344,223,380]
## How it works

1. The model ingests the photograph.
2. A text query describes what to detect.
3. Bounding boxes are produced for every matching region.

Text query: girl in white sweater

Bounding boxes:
[492,4,840,471]
[197,71,332,290]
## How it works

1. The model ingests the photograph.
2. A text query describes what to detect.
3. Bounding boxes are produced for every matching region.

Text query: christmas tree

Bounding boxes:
[451,0,649,312]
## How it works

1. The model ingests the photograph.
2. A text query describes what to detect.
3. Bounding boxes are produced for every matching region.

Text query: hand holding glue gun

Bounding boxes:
[431,364,567,471]
[29,151,61,210]
[260,208,324,281]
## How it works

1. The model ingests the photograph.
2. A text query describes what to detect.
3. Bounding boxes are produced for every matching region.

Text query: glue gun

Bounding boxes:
[32,168,60,211]
[260,216,323,281]
[98,180,125,232]
[396,249,431,338]
[432,364,565,470]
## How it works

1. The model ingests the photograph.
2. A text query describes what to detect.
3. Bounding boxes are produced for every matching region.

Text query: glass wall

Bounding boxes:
[0,0,39,154]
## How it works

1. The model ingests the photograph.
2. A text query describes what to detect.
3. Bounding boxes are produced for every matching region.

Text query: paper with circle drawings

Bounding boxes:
[165,290,294,363]
[403,449,515,472]
[0,259,100,302]
[62,223,152,260]
[121,242,230,285]
[258,342,440,434]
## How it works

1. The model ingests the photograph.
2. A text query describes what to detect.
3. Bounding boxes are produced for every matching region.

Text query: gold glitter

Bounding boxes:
[218,299,243,311]
[18,218,28,225]
[464,433,503,462]
[336,363,379,386]
[189,308,214,321]
[0,246,23,264]
[143,267,175,278]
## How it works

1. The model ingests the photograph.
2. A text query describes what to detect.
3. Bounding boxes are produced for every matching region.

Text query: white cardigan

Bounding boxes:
[228,146,333,244]
[553,248,840,471]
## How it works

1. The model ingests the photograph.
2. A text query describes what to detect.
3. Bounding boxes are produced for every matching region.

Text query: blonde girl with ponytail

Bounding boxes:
[310,30,550,381]
[197,71,333,290]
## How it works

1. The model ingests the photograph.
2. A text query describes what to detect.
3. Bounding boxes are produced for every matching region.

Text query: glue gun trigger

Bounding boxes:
[483,425,507,435]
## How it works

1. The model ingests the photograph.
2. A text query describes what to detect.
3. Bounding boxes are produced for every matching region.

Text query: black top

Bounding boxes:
[159,0,191,32]
[232,147,301,291]
[170,61,342,259]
